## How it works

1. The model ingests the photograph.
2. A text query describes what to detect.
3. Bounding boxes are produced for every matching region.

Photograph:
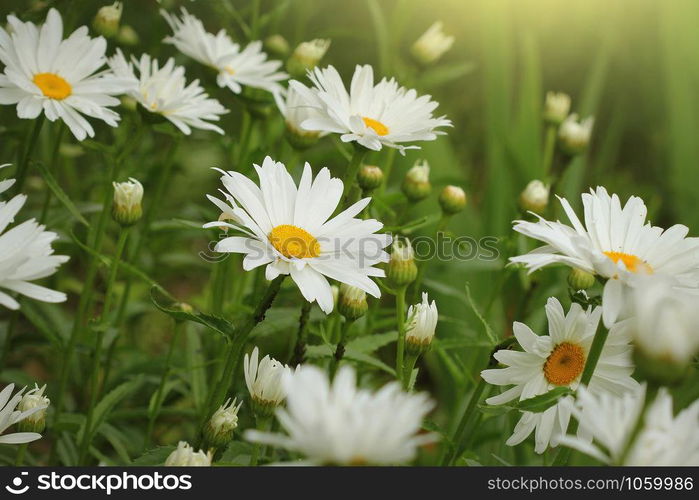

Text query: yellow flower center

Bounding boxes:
[603,251,653,274]
[269,224,320,259]
[224,66,235,75]
[544,342,585,386]
[33,72,72,100]
[362,116,389,136]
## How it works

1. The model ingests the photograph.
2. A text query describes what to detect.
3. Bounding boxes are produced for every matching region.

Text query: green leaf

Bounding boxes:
[132,445,176,466]
[464,283,498,346]
[150,287,238,341]
[98,423,133,465]
[346,331,397,353]
[516,387,573,413]
[79,376,144,441]
[33,160,89,227]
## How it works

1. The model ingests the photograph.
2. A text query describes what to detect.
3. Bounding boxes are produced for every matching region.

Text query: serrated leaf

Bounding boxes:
[79,376,144,442]
[150,287,238,341]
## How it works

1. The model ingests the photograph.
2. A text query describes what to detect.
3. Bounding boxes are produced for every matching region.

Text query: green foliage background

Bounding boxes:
[1,0,698,466]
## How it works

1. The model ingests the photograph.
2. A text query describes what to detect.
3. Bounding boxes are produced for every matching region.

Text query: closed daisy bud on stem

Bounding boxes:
[439,185,466,215]
[387,238,417,287]
[164,441,212,466]
[286,39,331,78]
[112,178,143,227]
[93,2,122,38]
[402,160,431,202]
[264,34,290,58]
[244,347,291,418]
[16,384,50,433]
[338,284,368,320]
[558,114,594,156]
[411,21,454,66]
[519,180,549,214]
[357,165,384,193]
[543,91,571,125]
[204,398,242,448]
[568,268,596,291]
[116,25,139,46]
[405,293,438,355]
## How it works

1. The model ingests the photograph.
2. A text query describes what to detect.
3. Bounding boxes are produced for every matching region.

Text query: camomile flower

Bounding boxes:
[289,64,452,154]
[0,9,136,141]
[0,384,49,444]
[204,156,391,314]
[0,175,69,310]
[164,441,212,466]
[510,187,699,326]
[245,365,435,465]
[161,8,286,95]
[560,385,699,465]
[481,297,637,454]
[108,49,227,135]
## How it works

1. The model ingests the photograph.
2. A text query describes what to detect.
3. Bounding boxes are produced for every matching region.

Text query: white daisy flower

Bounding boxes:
[245,365,435,465]
[481,297,637,454]
[0,384,49,444]
[0,9,136,141]
[510,187,699,326]
[204,156,391,314]
[560,385,699,465]
[243,346,291,411]
[161,8,286,95]
[107,49,228,135]
[0,178,69,310]
[289,64,452,154]
[274,85,328,146]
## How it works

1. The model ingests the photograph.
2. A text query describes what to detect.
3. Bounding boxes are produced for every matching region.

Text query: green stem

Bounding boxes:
[39,124,65,224]
[542,123,557,179]
[14,443,28,466]
[145,320,185,450]
[77,228,129,465]
[201,275,286,430]
[341,146,367,207]
[378,147,396,194]
[616,384,658,465]
[13,116,45,194]
[402,352,418,390]
[290,301,311,365]
[0,311,19,371]
[443,377,488,466]
[410,214,450,303]
[250,415,271,466]
[329,319,353,378]
[395,286,407,384]
[236,110,253,168]
[51,158,118,445]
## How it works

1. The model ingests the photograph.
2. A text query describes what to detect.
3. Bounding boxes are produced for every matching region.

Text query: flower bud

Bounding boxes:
[558,114,594,156]
[387,238,417,288]
[338,284,368,321]
[439,185,466,215]
[92,2,122,38]
[112,178,143,227]
[286,39,331,79]
[244,347,291,418]
[16,384,50,433]
[331,285,340,307]
[405,293,438,355]
[116,25,139,46]
[543,91,571,125]
[164,441,212,466]
[519,180,549,215]
[410,22,454,66]
[357,165,384,192]
[264,34,290,58]
[628,278,699,385]
[203,398,242,448]
[401,160,431,202]
[568,268,596,291]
